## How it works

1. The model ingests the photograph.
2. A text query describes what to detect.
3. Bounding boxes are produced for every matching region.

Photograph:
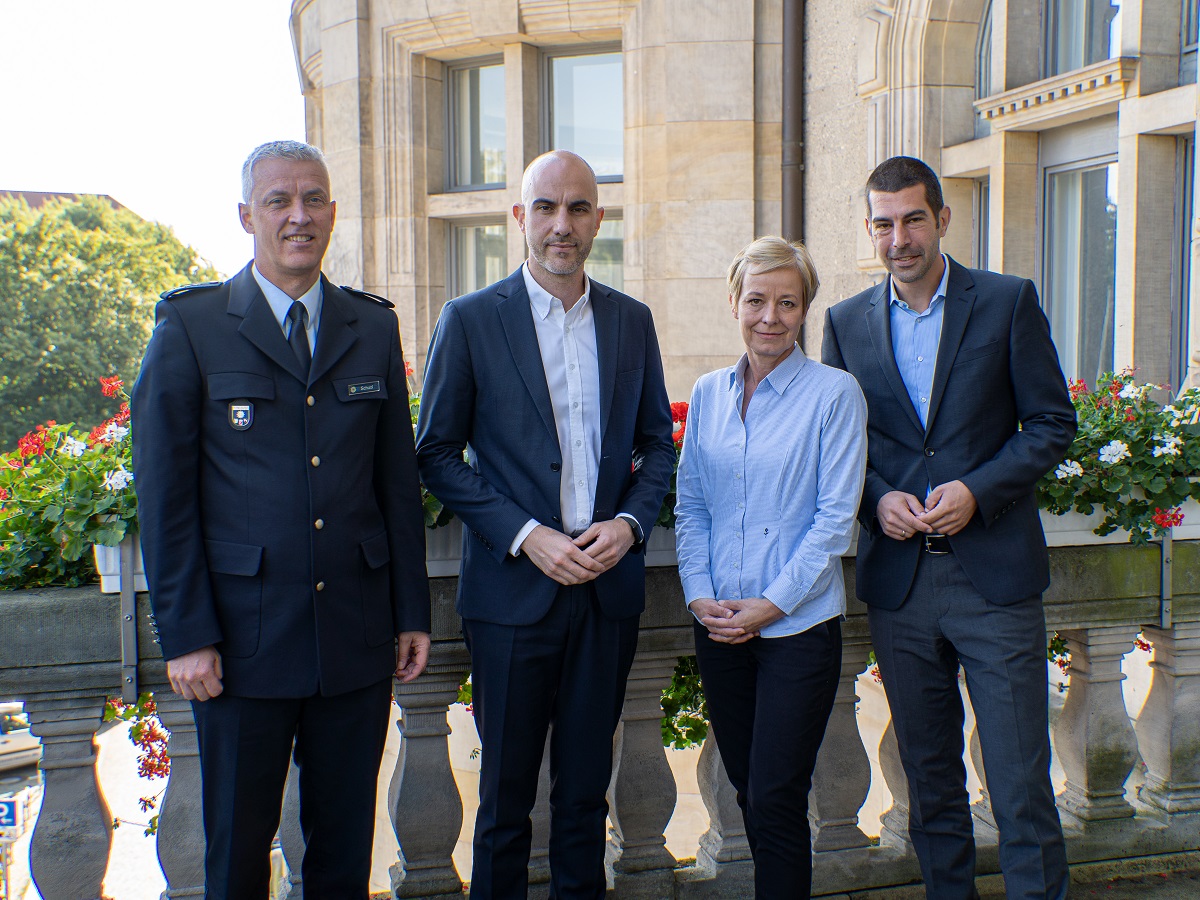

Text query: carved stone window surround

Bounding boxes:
[975,57,1138,132]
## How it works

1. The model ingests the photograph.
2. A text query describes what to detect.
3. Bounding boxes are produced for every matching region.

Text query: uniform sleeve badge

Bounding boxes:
[229,401,254,430]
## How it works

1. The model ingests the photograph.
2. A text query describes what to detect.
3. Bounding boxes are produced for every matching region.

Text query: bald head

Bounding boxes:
[520,150,598,208]
[514,150,605,291]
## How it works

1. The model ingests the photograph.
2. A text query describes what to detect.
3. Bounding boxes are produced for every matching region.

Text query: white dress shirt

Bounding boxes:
[252,264,322,353]
[509,263,603,554]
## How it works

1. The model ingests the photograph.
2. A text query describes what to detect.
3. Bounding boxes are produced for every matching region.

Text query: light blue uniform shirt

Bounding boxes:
[252,264,322,354]
[888,254,949,428]
[675,347,868,638]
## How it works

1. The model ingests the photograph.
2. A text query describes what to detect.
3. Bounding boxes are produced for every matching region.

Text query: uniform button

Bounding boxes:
[550,462,561,472]
[307,395,315,406]
[311,456,321,467]
[316,581,325,592]
[925,448,935,457]
[314,518,324,530]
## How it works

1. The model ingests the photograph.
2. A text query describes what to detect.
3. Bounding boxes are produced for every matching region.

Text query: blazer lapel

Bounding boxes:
[309,279,360,386]
[228,266,309,384]
[866,281,925,433]
[496,270,558,442]
[925,259,976,432]
[591,283,618,434]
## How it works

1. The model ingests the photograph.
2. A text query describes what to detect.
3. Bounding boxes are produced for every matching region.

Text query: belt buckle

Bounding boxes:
[924,533,950,555]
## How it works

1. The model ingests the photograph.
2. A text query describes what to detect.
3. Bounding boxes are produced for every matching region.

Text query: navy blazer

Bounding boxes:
[131,265,431,698]
[415,267,675,625]
[822,257,1077,609]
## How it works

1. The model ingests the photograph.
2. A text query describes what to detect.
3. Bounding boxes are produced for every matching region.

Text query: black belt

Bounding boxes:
[923,534,952,555]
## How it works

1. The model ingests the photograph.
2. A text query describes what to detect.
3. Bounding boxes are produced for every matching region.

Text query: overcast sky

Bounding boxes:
[0,1,306,277]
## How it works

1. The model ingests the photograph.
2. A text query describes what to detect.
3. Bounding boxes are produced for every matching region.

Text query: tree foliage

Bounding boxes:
[0,195,217,448]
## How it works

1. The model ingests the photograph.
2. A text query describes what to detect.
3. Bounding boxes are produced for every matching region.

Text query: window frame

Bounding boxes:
[1172,137,1195,391]
[447,218,510,299]
[445,56,507,193]
[542,44,624,184]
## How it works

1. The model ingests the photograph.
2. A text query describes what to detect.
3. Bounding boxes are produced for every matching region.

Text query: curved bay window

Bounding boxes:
[1043,160,1118,385]
[1045,0,1121,76]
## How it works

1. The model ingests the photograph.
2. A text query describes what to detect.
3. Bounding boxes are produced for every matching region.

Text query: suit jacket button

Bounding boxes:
[307,395,315,406]
[550,462,561,471]
[924,448,935,457]
[311,456,321,467]
[314,518,324,530]
[316,581,325,592]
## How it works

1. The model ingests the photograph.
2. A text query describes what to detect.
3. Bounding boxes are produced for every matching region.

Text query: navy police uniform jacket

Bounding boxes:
[131,264,431,698]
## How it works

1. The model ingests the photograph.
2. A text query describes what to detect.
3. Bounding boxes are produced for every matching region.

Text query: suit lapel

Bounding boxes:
[228,266,309,384]
[866,281,925,433]
[591,282,618,435]
[496,270,558,442]
[925,259,976,432]
[309,279,360,386]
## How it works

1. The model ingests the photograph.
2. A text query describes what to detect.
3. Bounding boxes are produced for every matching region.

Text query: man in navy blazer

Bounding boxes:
[132,141,431,897]
[416,150,674,898]
[823,157,1076,899]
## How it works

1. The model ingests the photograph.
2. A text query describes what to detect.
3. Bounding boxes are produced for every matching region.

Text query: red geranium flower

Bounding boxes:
[0,486,9,502]
[670,401,689,445]
[99,375,124,397]
[1152,507,1185,529]
[404,360,415,378]
[17,430,46,457]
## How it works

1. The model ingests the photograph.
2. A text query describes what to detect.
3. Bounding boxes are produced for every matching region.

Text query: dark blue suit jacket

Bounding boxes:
[132,265,431,697]
[822,258,1077,610]
[415,268,675,625]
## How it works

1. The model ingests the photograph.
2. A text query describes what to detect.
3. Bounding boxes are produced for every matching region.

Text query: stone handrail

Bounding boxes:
[1,538,1199,897]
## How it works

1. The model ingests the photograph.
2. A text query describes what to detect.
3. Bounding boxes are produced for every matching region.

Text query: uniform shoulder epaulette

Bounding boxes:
[340,285,395,309]
[160,281,223,301]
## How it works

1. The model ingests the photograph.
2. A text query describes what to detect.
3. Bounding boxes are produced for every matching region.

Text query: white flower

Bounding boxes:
[1153,435,1183,458]
[1098,440,1130,464]
[1055,459,1084,479]
[58,436,87,458]
[102,423,130,443]
[101,466,134,491]
[1118,383,1142,399]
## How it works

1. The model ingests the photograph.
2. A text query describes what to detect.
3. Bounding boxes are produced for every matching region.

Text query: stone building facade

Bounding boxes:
[290,0,1200,399]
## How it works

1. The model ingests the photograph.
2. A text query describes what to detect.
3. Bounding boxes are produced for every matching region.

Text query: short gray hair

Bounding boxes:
[241,141,328,203]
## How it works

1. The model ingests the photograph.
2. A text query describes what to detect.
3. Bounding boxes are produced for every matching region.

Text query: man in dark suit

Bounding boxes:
[416,150,675,899]
[132,140,431,898]
[822,156,1076,899]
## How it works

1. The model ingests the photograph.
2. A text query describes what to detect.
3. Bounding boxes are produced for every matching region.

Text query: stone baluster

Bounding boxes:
[694,735,750,873]
[968,723,997,831]
[878,719,913,851]
[528,733,552,888]
[24,695,112,900]
[810,639,873,852]
[276,757,304,896]
[605,648,679,896]
[1053,627,1139,822]
[388,645,471,897]
[1135,623,1200,814]
[153,694,205,897]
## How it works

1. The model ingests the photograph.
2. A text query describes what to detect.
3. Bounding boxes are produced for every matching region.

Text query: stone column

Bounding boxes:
[25,694,111,900]
[277,757,304,896]
[153,694,204,897]
[1136,623,1200,813]
[968,723,997,831]
[388,646,471,897]
[606,649,679,897]
[695,736,750,870]
[810,640,873,852]
[1054,627,1140,821]
[878,719,913,851]
[528,734,552,889]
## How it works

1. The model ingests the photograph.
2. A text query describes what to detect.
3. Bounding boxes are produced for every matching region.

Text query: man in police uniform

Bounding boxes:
[132,140,431,897]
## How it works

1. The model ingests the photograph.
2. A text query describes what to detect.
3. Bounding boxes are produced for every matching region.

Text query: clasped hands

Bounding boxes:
[689,597,784,644]
[877,479,978,542]
[519,518,636,586]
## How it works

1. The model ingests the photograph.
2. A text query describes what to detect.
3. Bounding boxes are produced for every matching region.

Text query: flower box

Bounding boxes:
[92,540,147,594]
[1041,499,1200,547]
[425,518,464,577]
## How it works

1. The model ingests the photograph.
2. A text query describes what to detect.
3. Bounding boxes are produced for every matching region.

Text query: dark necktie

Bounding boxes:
[287,301,311,376]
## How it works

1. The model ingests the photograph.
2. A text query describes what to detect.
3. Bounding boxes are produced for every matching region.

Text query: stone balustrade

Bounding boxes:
[2,537,1200,897]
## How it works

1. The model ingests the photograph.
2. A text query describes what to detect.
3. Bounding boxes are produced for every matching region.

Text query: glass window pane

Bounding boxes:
[587,218,623,291]
[451,64,505,188]
[1182,0,1199,83]
[976,1,993,101]
[452,223,508,296]
[550,53,623,178]
[975,179,990,271]
[1046,0,1120,76]
[1044,162,1118,385]
[1173,138,1194,390]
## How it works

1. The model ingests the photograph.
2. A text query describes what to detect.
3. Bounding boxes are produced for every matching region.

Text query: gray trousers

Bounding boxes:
[868,551,1069,900]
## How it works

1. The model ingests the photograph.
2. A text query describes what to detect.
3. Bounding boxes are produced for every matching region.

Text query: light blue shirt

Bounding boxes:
[888,254,949,428]
[252,265,322,354]
[675,347,868,638]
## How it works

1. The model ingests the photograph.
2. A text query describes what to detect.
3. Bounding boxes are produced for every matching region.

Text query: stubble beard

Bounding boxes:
[530,235,592,277]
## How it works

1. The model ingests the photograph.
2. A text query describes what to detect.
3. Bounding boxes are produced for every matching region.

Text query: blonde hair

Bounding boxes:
[727,236,820,312]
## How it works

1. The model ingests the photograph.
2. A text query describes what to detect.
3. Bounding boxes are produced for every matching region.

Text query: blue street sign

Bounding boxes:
[0,799,15,828]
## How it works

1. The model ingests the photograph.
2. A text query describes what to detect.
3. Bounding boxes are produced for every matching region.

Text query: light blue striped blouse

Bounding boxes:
[675,348,867,638]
